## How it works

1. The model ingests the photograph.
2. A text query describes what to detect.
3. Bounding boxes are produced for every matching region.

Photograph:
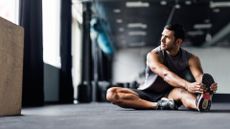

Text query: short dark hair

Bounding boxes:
[164,24,185,41]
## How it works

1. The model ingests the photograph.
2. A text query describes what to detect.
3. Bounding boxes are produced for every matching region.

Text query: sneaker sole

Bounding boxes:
[197,92,212,112]
[202,73,215,93]
[197,73,215,112]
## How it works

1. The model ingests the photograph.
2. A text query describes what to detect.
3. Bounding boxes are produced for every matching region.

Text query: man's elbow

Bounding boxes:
[149,65,157,71]
[162,71,169,81]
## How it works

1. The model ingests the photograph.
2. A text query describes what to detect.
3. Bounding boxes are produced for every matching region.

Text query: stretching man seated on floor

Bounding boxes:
[106,24,218,112]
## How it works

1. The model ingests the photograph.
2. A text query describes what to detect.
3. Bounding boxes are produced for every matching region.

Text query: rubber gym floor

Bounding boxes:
[0,102,230,129]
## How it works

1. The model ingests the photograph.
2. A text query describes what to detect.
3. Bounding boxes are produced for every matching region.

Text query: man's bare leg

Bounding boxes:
[106,87,158,109]
[167,88,197,110]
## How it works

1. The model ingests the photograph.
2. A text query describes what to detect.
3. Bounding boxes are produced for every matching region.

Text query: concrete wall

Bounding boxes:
[113,46,230,94]
[0,17,24,116]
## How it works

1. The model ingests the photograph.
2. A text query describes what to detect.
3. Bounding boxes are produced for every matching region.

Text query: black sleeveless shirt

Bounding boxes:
[138,46,194,93]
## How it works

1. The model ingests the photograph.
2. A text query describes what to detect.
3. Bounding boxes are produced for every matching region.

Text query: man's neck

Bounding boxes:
[166,47,180,57]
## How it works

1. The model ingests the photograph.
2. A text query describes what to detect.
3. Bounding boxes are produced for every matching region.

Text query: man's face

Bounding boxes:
[160,28,176,51]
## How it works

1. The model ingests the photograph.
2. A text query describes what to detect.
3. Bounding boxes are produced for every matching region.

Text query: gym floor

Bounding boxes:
[0,102,230,129]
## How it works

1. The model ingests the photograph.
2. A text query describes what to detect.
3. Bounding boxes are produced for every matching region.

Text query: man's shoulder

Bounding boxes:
[150,46,161,53]
[181,47,194,54]
[181,47,195,57]
[147,46,164,62]
[181,48,201,62]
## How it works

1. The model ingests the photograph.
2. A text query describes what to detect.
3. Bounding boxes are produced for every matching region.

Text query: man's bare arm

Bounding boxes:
[189,55,218,93]
[188,54,203,82]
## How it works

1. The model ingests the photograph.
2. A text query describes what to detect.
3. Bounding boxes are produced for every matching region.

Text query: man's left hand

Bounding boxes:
[210,83,218,93]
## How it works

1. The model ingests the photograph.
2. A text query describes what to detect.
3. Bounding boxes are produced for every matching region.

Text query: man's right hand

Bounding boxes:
[186,82,204,93]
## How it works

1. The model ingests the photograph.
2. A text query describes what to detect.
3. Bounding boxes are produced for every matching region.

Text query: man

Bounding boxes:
[106,24,218,111]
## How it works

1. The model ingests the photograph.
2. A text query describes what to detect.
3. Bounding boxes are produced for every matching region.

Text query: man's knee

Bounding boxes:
[106,87,120,102]
[172,87,188,94]
[170,87,183,94]
[168,87,185,100]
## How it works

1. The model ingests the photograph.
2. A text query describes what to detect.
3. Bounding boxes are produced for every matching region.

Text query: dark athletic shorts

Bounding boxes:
[131,89,171,102]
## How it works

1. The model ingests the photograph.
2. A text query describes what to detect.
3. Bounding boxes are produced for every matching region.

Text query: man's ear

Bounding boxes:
[175,38,183,46]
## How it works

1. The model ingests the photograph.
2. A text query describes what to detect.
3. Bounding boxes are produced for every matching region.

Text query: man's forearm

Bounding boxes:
[162,70,189,89]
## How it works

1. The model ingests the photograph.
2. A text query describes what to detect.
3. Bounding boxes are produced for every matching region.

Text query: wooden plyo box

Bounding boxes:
[0,17,24,116]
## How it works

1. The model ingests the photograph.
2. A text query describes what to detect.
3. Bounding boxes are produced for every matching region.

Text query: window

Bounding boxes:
[0,0,19,24]
[42,0,61,68]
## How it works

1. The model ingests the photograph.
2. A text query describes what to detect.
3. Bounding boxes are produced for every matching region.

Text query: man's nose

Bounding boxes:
[161,37,165,42]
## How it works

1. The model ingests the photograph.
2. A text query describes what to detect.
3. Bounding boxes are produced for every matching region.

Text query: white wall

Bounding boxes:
[113,47,230,94]
[113,47,150,83]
